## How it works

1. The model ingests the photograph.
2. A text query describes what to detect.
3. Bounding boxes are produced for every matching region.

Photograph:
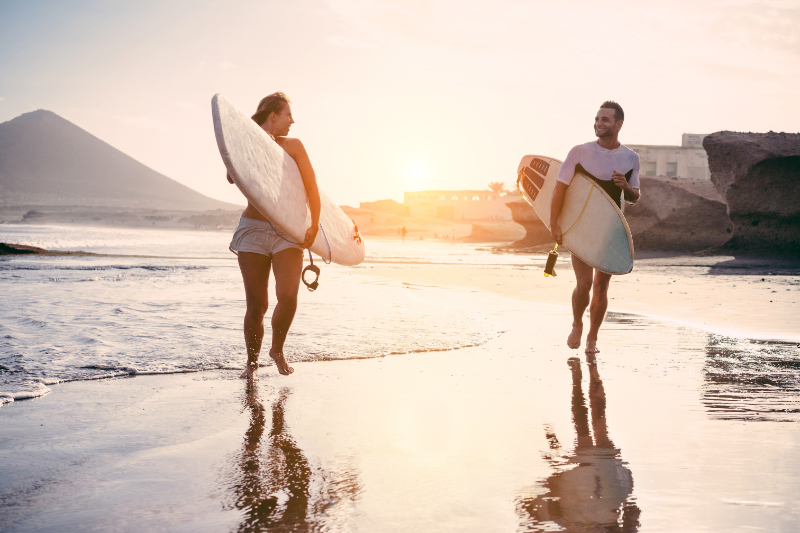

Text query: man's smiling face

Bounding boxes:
[594,108,622,139]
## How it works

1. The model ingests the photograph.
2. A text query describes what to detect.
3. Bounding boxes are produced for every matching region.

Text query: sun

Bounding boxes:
[405,161,429,190]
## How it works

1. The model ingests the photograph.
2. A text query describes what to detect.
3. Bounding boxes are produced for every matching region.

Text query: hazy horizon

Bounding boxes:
[1,0,798,207]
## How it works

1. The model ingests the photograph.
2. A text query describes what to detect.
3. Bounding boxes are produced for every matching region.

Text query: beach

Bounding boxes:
[2,229,800,532]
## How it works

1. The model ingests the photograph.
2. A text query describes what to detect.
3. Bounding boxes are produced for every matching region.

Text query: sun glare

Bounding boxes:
[405,161,428,190]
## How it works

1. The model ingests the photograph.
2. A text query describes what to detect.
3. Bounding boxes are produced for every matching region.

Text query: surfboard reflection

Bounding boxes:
[516,357,640,532]
[222,383,361,532]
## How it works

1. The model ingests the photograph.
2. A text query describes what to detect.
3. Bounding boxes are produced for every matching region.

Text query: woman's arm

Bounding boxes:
[281,138,321,248]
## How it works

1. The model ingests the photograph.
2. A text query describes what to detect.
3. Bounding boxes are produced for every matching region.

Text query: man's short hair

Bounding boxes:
[600,101,624,122]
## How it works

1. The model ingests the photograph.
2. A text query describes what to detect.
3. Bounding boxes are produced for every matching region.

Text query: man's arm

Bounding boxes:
[612,171,640,204]
[618,153,641,204]
[550,145,582,244]
[550,181,568,245]
[550,145,581,244]
[624,187,640,203]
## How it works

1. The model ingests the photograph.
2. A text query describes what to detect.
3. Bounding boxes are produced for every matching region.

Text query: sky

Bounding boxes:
[1,0,798,206]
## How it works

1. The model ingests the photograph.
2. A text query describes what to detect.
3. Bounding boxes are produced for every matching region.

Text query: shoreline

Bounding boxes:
[356,258,800,343]
[2,246,798,410]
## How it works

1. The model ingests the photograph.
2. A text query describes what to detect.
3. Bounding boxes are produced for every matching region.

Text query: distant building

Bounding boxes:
[627,133,710,180]
[359,199,403,214]
[402,190,512,220]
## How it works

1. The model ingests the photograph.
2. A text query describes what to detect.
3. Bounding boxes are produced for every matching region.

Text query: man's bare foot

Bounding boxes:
[585,338,600,356]
[567,323,583,349]
[239,361,258,379]
[269,349,294,376]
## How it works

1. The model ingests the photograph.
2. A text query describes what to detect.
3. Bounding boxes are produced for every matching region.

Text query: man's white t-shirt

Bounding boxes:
[556,141,641,189]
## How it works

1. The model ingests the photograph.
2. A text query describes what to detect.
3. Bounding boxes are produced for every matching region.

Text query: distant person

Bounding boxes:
[226,92,321,378]
[401,226,407,243]
[549,101,640,355]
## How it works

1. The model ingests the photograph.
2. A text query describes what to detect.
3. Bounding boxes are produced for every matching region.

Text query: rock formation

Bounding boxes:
[505,200,554,248]
[0,243,97,256]
[624,177,733,252]
[507,177,734,253]
[463,221,526,243]
[704,131,800,255]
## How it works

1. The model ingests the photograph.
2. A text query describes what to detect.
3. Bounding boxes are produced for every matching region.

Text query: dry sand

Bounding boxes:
[2,261,800,532]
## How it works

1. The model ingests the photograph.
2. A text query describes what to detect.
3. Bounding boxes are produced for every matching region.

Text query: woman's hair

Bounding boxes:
[251,92,290,125]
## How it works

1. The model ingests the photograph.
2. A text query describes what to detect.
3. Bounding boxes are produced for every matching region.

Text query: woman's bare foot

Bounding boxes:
[567,323,583,349]
[269,349,294,376]
[239,361,258,379]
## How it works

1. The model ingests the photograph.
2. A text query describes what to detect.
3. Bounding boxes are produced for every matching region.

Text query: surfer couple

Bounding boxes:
[227,92,319,379]
[225,96,639,377]
[550,101,641,356]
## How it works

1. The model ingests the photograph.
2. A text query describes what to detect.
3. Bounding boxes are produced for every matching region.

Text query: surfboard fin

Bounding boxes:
[352,220,362,245]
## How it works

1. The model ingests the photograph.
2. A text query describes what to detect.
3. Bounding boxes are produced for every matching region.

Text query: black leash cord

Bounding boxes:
[268,220,329,291]
[302,250,321,291]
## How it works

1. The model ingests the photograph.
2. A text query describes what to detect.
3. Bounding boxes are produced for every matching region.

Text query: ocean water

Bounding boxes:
[3,223,800,416]
[0,224,519,406]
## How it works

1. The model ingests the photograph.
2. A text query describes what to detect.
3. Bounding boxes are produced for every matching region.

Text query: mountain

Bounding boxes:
[0,110,240,210]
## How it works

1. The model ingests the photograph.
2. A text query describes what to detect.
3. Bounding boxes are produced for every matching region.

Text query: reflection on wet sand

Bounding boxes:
[222,383,362,532]
[703,334,800,422]
[517,357,640,532]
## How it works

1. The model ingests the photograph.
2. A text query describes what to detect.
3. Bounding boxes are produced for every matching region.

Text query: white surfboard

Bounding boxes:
[212,94,364,266]
[516,155,634,274]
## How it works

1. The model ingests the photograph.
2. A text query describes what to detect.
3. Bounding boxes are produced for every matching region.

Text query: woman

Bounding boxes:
[227,92,321,378]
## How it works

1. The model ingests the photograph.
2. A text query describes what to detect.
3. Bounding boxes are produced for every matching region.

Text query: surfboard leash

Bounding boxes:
[540,187,593,280]
[302,250,321,291]
[301,224,331,291]
[318,223,332,265]
[301,224,332,291]
[266,220,330,291]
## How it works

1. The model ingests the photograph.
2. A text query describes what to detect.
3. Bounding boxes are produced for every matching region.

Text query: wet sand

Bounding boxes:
[2,265,800,532]
[362,254,800,342]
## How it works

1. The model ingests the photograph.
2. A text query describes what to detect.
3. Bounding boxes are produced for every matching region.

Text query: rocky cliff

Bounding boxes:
[624,177,733,252]
[704,131,800,255]
[506,177,733,253]
[505,200,554,248]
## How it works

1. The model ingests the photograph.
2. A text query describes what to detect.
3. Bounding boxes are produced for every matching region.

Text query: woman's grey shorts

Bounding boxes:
[229,216,303,258]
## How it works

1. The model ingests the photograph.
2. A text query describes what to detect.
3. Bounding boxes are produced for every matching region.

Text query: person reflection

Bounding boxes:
[224,382,361,532]
[516,356,641,532]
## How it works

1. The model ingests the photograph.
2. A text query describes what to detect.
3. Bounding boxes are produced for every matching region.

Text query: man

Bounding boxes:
[550,101,641,355]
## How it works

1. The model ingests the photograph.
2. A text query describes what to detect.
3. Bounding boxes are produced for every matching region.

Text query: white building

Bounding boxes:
[628,133,710,179]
